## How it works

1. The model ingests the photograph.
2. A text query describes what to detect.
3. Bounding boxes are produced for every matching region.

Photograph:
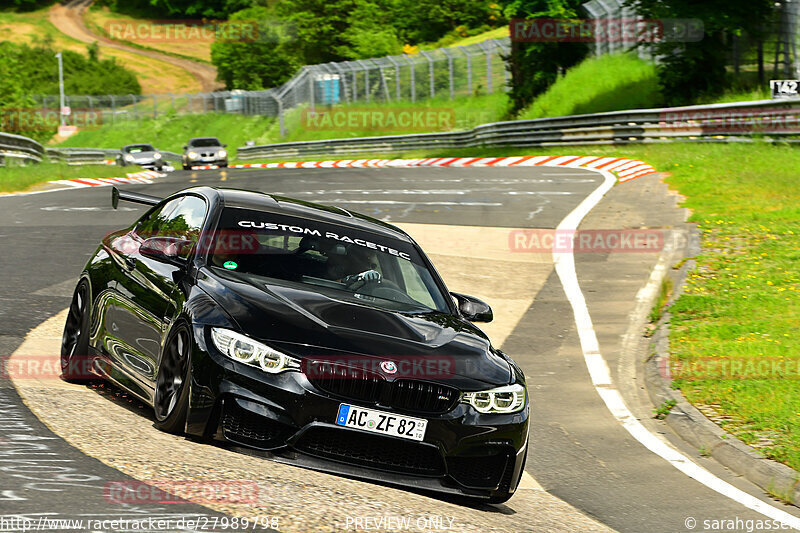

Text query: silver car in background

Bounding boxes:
[116,144,165,170]
[182,137,228,170]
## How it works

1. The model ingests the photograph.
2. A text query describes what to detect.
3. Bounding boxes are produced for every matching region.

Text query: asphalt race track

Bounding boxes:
[2,166,800,532]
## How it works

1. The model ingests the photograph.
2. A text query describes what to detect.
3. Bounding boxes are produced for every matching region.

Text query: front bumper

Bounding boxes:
[184,157,227,167]
[125,157,163,169]
[186,327,530,501]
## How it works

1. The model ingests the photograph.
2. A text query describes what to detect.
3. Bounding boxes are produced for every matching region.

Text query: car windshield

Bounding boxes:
[125,144,155,153]
[190,138,221,147]
[208,207,451,313]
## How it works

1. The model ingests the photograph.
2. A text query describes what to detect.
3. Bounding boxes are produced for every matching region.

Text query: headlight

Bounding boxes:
[211,328,300,374]
[218,150,227,158]
[124,154,134,162]
[188,151,198,159]
[461,383,526,414]
[153,153,162,159]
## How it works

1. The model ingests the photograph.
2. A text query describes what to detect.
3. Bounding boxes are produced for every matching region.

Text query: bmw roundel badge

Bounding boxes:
[380,361,398,374]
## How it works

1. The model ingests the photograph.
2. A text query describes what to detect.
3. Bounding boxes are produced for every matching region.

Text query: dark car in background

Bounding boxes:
[116,144,164,170]
[60,186,530,504]
[182,137,228,170]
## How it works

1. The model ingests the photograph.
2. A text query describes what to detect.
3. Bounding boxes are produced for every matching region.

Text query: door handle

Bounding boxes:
[124,256,137,270]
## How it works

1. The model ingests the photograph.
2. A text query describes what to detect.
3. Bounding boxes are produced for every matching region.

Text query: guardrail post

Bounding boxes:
[153,94,158,119]
[111,94,116,125]
[131,94,138,120]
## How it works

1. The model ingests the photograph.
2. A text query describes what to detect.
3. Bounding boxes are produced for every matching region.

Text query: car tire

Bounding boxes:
[220,163,228,168]
[183,164,190,171]
[60,280,92,383]
[153,322,192,434]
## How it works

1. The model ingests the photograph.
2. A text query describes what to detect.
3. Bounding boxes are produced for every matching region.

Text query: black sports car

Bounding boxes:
[61,186,530,503]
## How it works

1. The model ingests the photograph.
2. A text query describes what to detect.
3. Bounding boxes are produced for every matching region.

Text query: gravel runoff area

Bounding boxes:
[9,222,614,533]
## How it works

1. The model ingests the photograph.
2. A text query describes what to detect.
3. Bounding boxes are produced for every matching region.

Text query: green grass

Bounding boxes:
[53,93,510,153]
[519,52,662,119]
[54,112,276,154]
[0,161,145,193]
[263,93,510,144]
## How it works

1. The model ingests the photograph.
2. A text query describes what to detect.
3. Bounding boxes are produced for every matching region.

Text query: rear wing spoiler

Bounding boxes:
[111,186,162,209]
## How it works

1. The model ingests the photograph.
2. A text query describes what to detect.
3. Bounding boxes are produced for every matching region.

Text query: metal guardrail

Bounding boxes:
[236,98,800,159]
[0,132,45,165]
[45,147,181,165]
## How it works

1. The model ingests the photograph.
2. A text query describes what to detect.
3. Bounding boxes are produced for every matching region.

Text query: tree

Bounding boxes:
[501,0,588,115]
[211,7,301,90]
[629,0,774,105]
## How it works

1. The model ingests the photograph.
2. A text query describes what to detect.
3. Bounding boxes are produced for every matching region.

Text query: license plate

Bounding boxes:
[335,404,427,441]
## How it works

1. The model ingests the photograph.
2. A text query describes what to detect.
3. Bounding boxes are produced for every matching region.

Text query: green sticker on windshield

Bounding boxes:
[223,261,238,270]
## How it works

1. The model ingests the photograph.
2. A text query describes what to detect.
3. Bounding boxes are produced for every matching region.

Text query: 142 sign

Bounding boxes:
[771,79,799,98]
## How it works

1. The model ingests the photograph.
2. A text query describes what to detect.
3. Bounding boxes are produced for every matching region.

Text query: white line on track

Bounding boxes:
[554,168,800,528]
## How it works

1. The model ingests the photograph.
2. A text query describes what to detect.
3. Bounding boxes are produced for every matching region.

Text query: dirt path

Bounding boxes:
[49,0,222,93]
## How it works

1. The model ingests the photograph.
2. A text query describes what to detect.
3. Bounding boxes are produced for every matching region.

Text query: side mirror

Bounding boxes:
[140,237,192,266]
[183,145,188,150]
[223,144,228,148]
[451,292,493,323]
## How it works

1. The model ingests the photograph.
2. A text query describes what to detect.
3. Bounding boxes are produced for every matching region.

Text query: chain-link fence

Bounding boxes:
[582,0,800,81]
[32,38,511,137]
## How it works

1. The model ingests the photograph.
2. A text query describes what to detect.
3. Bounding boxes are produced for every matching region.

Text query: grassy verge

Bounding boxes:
[0,162,145,193]
[518,52,662,119]
[265,93,510,143]
[53,93,509,152]
[54,113,276,154]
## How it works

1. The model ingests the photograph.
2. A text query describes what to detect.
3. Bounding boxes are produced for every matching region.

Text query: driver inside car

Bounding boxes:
[327,246,381,286]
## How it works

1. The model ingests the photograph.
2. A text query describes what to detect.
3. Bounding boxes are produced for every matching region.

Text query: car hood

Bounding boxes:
[198,269,512,388]
[128,151,158,158]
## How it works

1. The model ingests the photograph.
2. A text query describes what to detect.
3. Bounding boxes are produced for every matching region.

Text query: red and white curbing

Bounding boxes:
[227,155,656,182]
[49,156,656,188]
[50,170,166,188]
